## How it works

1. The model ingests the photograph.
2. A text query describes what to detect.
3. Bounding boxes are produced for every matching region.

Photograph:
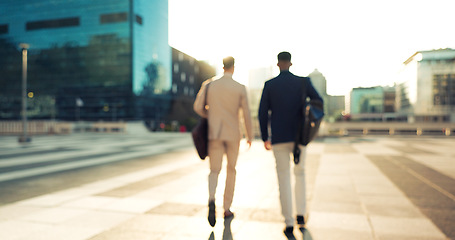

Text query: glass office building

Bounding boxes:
[0,0,171,120]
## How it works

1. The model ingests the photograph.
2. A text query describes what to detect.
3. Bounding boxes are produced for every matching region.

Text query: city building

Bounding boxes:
[349,86,396,121]
[327,95,345,122]
[0,0,171,121]
[397,48,455,122]
[247,66,275,137]
[308,69,345,122]
[308,69,329,115]
[163,47,216,131]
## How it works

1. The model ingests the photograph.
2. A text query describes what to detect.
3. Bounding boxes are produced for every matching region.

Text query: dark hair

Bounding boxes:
[277,52,291,62]
[223,56,235,69]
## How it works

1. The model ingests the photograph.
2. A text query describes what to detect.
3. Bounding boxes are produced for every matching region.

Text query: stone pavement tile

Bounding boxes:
[355,179,404,196]
[232,221,289,240]
[98,197,162,213]
[374,235,447,240]
[89,214,211,240]
[309,227,374,240]
[352,143,401,156]
[324,144,358,153]
[0,220,52,240]
[248,207,282,223]
[18,225,102,240]
[311,201,364,215]
[62,210,134,230]
[61,196,118,210]
[307,211,372,233]
[147,202,205,216]
[91,229,162,240]
[19,207,89,224]
[255,191,281,210]
[307,143,324,154]
[15,192,82,207]
[360,195,422,218]
[387,145,434,155]
[0,204,45,221]
[410,155,455,179]
[370,216,447,239]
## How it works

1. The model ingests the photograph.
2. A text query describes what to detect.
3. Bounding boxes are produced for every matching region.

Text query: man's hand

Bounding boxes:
[264,140,272,150]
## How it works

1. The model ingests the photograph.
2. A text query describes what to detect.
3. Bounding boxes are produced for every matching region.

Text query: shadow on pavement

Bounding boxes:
[299,227,313,240]
[208,218,313,240]
[285,227,313,240]
[208,216,234,240]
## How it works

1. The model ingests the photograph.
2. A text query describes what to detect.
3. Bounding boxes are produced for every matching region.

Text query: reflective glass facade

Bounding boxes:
[0,0,171,120]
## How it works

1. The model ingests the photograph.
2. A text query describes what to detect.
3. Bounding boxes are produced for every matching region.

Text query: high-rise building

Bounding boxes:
[0,0,171,120]
[397,48,455,122]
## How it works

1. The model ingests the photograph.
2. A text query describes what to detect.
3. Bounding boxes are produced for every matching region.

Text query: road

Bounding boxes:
[0,134,454,239]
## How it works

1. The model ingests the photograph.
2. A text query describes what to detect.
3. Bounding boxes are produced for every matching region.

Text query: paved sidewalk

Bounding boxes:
[0,137,453,239]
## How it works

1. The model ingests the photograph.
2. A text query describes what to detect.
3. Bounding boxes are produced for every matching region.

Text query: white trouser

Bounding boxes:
[272,142,307,227]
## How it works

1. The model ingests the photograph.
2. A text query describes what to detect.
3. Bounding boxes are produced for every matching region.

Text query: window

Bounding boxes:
[0,24,8,34]
[100,12,127,24]
[181,72,186,82]
[135,15,143,25]
[26,17,80,30]
[173,63,179,73]
[433,74,455,106]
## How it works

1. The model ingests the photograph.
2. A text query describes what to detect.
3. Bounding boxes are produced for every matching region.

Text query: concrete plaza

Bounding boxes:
[0,134,454,239]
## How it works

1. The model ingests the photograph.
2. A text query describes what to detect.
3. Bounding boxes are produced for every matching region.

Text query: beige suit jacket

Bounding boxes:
[193,73,253,142]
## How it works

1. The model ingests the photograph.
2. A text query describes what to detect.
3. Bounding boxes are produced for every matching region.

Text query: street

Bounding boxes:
[0,134,454,239]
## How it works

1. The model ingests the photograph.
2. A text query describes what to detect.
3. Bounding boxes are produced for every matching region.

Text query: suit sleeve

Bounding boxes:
[258,82,270,142]
[240,86,253,141]
[193,80,210,118]
[306,78,323,102]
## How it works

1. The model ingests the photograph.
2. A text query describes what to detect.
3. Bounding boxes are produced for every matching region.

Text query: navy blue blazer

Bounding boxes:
[258,70,323,144]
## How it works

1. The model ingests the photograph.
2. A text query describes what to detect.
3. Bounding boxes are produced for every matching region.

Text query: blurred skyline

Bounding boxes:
[169,0,455,95]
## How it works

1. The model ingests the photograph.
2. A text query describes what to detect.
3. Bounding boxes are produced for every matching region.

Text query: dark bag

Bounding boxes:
[300,99,324,146]
[192,118,208,159]
[192,83,210,160]
[293,79,324,164]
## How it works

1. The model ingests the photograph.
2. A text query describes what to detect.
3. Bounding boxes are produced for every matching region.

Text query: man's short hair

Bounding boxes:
[223,56,235,69]
[277,52,291,62]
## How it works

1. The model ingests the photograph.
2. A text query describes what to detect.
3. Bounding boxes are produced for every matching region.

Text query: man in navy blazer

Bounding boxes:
[258,52,322,236]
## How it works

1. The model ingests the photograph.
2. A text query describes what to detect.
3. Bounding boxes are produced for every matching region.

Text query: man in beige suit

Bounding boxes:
[194,56,253,227]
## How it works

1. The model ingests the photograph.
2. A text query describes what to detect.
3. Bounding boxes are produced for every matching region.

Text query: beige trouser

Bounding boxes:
[208,139,240,212]
[272,142,307,227]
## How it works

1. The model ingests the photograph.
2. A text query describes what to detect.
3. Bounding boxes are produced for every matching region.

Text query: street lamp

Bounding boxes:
[18,43,31,143]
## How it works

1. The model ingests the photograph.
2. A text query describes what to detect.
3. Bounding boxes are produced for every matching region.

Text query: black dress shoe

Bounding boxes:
[297,215,306,228]
[208,201,216,227]
[283,226,295,238]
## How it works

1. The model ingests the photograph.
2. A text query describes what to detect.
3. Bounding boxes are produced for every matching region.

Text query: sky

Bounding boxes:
[169,0,455,96]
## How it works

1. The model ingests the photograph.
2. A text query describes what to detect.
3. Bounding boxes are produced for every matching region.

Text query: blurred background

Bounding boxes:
[1,0,454,136]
